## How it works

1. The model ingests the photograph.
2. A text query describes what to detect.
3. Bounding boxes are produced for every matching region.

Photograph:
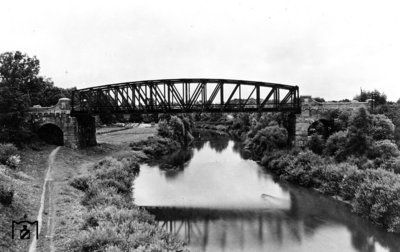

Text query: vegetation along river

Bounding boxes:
[134,133,400,252]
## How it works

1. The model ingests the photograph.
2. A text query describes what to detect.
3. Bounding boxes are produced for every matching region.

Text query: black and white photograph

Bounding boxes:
[1,1,400,251]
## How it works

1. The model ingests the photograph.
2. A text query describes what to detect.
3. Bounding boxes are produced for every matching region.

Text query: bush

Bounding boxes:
[70,175,93,191]
[276,151,325,187]
[6,154,20,168]
[371,114,395,141]
[368,140,400,161]
[244,125,288,159]
[325,131,348,161]
[381,157,400,174]
[316,163,354,195]
[70,203,185,251]
[340,166,366,200]
[352,169,400,232]
[81,186,131,209]
[157,119,172,138]
[307,134,325,155]
[0,143,18,165]
[131,136,181,157]
[0,184,14,205]
[98,179,130,194]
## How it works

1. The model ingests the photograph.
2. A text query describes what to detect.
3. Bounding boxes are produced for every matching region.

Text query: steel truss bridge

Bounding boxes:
[71,79,300,115]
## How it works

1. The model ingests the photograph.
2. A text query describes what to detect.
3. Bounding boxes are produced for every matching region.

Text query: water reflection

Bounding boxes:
[135,135,400,252]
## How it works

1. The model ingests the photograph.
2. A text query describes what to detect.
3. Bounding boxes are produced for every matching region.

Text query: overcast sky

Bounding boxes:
[1,0,400,101]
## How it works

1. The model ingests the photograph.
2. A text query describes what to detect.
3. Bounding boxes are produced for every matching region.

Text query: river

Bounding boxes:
[134,132,400,252]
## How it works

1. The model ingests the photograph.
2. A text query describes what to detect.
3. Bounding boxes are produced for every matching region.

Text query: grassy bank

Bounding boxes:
[0,143,54,251]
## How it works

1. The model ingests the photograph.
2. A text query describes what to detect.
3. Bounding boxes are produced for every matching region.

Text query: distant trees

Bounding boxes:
[313,97,325,103]
[354,89,387,106]
[307,106,400,167]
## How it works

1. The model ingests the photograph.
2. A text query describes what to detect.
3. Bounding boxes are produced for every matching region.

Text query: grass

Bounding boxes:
[0,145,54,252]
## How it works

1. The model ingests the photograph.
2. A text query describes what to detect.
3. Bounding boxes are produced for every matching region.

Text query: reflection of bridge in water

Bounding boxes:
[151,207,299,251]
[146,189,400,252]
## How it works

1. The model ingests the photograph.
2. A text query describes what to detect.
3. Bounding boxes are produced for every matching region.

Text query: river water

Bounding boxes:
[134,133,400,252]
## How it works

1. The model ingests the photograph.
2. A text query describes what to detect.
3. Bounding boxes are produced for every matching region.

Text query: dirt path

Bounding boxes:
[29,146,60,252]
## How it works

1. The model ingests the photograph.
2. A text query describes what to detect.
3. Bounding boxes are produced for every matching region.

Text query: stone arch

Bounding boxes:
[38,123,64,145]
[307,119,332,138]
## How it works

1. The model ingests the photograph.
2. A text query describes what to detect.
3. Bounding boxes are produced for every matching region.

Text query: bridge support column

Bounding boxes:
[63,116,79,149]
[294,107,312,147]
[287,113,297,147]
[75,114,97,148]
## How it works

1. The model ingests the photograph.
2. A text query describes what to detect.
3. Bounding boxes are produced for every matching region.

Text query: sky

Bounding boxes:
[1,0,400,101]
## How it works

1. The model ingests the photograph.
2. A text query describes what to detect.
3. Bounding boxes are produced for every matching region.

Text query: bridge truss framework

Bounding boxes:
[71,79,300,115]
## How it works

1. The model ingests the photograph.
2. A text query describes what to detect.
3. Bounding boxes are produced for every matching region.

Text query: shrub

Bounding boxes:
[324,131,348,161]
[0,143,18,165]
[265,153,293,174]
[95,165,131,189]
[69,227,124,252]
[0,184,14,205]
[307,134,325,155]
[70,175,93,191]
[316,163,353,195]
[157,119,172,138]
[381,157,400,174]
[368,140,400,161]
[371,114,395,141]
[340,166,366,200]
[244,125,288,159]
[131,136,181,157]
[82,186,130,209]
[98,179,130,194]
[352,169,400,232]
[6,154,20,169]
[279,151,325,187]
[70,206,185,252]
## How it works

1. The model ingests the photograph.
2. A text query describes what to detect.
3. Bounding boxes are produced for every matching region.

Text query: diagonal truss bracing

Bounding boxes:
[71,78,301,115]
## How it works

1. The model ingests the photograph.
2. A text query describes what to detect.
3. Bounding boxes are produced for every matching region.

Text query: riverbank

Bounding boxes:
[259,149,400,233]
[0,124,188,251]
[47,125,187,251]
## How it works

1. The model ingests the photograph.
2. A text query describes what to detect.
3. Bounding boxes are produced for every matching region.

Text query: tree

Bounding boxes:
[0,51,74,143]
[325,130,348,161]
[0,51,40,90]
[370,114,395,141]
[368,140,400,161]
[0,52,39,143]
[354,89,387,106]
[346,107,373,156]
